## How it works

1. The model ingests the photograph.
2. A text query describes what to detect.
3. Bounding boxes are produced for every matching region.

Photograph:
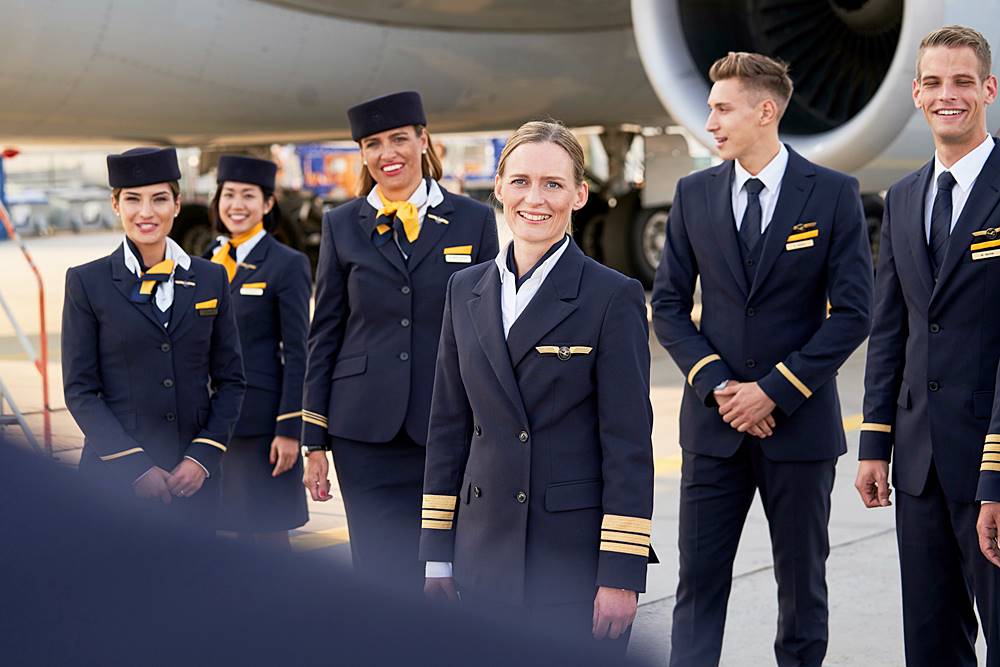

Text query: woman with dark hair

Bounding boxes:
[207,155,311,546]
[62,147,246,530]
[301,91,499,589]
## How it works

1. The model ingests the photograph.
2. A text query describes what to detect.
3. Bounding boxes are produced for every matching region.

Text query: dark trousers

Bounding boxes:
[332,431,425,594]
[670,440,836,667]
[897,462,1000,667]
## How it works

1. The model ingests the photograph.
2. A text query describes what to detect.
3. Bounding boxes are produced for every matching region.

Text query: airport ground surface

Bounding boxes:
[0,231,987,665]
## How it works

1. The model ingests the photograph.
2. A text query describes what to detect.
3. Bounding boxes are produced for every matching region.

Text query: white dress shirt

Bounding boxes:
[425,235,571,580]
[365,178,445,231]
[732,143,789,233]
[924,134,995,242]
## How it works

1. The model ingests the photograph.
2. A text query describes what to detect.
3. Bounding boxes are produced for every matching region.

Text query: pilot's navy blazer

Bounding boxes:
[62,246,246,495]
[210,233,310,439]
[302,187,498,446]
[419,240,654,607]
[653,147,873,459]
[861,140,1000,503]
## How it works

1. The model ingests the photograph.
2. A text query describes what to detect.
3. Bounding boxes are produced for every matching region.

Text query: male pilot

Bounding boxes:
[856,25,1000,667]
[652,52,873,666]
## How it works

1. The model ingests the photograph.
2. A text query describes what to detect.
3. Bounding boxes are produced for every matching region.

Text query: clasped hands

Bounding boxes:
[133,459,207,503]
[714,380,777,439]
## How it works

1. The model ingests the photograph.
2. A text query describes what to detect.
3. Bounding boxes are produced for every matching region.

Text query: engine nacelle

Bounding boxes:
[631,0,999,178]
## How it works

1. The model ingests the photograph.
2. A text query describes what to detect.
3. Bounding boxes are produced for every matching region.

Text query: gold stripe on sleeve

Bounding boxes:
[981,463,1000,472]
[99,447,145,462]
[776,362,812,398]
[602,515,653,535]
[423,494,458,510]
[985,435,1000,444]
[276,411,302,422]
[983,454,1000,463]
[600,542,650,557]
[985,444,1000,453]
[421,510,455,521]
[600,530,651,546]
[860,423,892,433]
[192,437,227,452]
[421,519,453,530]
[687,354,721,386]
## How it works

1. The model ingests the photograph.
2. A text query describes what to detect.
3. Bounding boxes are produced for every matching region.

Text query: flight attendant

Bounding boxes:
[209,155,311,546]
[62,147,246,529]
[419,121,654,656]
[858,26,1000,666]
[301,91,499,589]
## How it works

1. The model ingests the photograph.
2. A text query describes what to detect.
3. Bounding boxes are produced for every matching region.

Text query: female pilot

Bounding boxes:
[418,121,654,655]
[301,91,499,589]
[208,155,311,546]
[62,147,245,529]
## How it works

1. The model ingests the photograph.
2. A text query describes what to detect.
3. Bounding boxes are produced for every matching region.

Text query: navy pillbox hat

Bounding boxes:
[217,155,277,191]
[107,147,181,188]
[347,91,427,142]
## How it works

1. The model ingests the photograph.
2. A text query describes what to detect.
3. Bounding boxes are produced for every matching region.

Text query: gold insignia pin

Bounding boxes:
[792,221,818,232]
[972,227,1000,238]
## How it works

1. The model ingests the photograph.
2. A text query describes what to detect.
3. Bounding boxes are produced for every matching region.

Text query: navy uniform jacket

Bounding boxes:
[653,147,873,460]
[208,233,310,438]
[302,187,498,447]
[62,245,246,487]
[419,240,654,607]
[861,142,1000,502]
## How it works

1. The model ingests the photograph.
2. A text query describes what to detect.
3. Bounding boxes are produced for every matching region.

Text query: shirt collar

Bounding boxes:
[933,134,996,192]
[366,178,444,212]
[122,234,191,278]
[495,236,570,286]
[734,143,789,194]
[215,228,267,262]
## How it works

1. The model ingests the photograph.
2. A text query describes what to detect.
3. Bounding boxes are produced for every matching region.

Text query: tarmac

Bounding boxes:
[0,231,988,665]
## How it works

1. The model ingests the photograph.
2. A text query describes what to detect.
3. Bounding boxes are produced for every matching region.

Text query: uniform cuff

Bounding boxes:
[758,363,811,416]
[275,411,303,439]
[301,411,330,448]
[184,455,210,479]
[688,355,733,406]
[858,429,893,461]
[596,514,651,593]
[425,561,453,578]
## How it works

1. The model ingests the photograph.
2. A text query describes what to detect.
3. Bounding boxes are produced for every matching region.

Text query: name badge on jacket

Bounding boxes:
[786,222,819,251]
[444,245,473,264]
[195,298,218,316]
[971,228,1000,260]
[240,282,266,296]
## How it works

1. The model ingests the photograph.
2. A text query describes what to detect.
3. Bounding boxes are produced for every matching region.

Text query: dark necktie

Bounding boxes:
[929,171,957,277]
[740,178,765,251]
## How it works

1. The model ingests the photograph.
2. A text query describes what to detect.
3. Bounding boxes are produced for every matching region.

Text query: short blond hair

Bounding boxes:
[709,51,794,117]
[496,120,586,186]
[917,25,992,81]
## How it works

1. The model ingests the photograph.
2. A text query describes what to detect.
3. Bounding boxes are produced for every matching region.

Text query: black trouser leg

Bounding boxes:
[753,449,836,667]
[332,431,425,593]
[670,446,756,667]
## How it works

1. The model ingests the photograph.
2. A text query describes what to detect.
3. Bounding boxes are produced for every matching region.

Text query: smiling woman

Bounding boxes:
[61,147,246,531]
[300,90,498,590]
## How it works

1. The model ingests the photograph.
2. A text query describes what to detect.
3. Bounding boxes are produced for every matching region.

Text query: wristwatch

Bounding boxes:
[303,444,329,456]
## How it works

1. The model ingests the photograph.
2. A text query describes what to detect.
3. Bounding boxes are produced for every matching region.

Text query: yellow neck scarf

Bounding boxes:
[376,188,421,242]
[139,259,175,297]
[211,221,264,282]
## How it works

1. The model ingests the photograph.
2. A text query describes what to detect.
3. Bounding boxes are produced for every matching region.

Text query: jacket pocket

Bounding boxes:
[331,353,367,380]
[897,381,911,409]
[545,479,603,512]
[973,390,994,419]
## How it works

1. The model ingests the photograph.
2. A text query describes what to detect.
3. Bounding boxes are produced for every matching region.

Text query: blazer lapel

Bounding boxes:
[504,241,583,368]
[706,162,749,297]
[109,245,170,334]
[230,233,271,292]
[904,162,935,298]
[357,204,409,278]
[749,148,815,299]
[407,194,456,272]
[933,142,1000,298]
[167,263,197,336]
[469,267,528,424]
